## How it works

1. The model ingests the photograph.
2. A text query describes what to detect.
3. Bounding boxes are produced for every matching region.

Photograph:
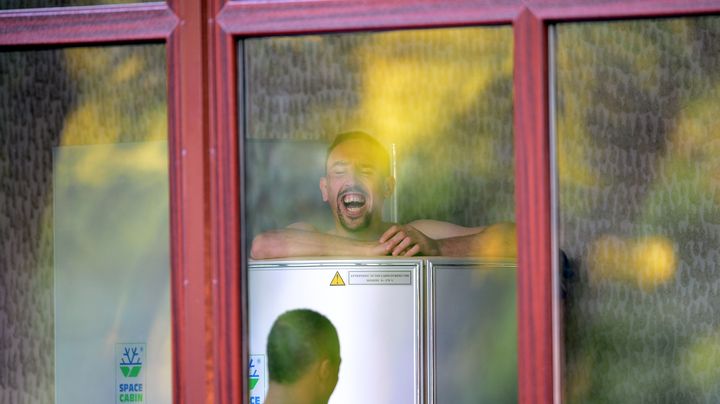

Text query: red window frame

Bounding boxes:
[3,1,720,403]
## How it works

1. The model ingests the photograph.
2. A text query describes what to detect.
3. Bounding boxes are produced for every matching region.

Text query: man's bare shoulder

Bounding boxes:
[287,222,320,231]
[408,219,484,239]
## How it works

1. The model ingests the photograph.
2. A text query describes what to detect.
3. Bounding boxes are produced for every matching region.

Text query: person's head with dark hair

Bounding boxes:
[325,131,391,176]
[264,309,341,404]
[320,131,395,239]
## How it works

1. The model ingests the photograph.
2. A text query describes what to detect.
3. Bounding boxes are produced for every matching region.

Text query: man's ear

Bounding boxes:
[320,177,329,202]
[318,358,333,381]
[383,176,396,198]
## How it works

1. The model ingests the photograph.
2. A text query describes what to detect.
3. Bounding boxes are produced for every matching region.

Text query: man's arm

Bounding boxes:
[380,220,517,258]
[250,223,395,259]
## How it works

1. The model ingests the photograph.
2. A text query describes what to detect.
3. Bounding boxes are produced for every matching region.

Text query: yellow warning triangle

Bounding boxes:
[330,271,345,286]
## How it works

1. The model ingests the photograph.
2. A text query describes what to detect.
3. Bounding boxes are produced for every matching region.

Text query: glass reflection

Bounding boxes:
[0,45,168,403]
[556,17,720,403]
[245,27,516,260]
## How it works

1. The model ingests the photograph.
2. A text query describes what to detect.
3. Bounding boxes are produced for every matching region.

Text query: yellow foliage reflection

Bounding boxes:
[112,54,143,84]
[471,222,517,259]
[59,46,167,185]
[350,27,512,176]
[663,81,720,204]
[71,141,167,185]
[587,234,676,291]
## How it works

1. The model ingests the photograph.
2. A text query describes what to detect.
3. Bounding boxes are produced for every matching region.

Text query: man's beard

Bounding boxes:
[336,204,372,232]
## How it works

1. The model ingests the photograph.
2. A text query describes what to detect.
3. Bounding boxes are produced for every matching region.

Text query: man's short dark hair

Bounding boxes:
[326,131,391,175]
[267,309,340,384]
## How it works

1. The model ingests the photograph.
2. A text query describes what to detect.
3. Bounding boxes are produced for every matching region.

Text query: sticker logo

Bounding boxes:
[120,347,143,378]
[116,343,146,403]
[330,271,346,286]
[249,355,267,404]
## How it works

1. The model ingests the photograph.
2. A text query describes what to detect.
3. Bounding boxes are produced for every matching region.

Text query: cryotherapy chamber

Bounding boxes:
[248,258,517,404]
[248,259,424,404]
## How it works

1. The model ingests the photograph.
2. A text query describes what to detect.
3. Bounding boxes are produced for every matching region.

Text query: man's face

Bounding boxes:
[320,139,393,233]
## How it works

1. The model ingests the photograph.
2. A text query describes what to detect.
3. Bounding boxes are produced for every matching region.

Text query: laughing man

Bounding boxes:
[250,131,516,259]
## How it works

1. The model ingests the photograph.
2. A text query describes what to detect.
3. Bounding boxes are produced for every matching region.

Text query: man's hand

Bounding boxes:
[379,224,441,256]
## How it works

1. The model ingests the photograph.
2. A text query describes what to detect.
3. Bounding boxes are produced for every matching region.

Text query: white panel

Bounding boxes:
[249,259,423,404]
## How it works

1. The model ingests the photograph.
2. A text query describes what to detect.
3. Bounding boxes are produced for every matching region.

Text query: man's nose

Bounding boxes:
[347,167,360,183]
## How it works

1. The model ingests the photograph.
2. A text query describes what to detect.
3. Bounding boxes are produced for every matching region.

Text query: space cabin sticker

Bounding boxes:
[249,354,267,404]
[116,343,146,403]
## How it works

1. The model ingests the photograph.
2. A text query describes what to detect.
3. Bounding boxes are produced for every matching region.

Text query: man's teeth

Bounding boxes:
[342,193,366,212]
[342,194,365,204]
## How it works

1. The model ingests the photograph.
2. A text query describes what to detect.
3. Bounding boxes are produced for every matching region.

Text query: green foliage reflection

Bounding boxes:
[557,17,720,403]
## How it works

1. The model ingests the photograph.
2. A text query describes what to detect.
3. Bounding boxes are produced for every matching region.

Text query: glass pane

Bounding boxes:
[245,28,516,254]
[0,0,156,10]
[0,44,169,404]
[243,27,516,404]
[556,17,720,403]
[428,259,517,403]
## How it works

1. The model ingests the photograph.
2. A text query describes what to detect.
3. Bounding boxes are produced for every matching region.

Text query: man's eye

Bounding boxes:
[333,170,346,176]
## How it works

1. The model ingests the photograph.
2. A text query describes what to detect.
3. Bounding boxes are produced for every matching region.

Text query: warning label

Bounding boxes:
[330,271,346,286]
[348,271,412,285]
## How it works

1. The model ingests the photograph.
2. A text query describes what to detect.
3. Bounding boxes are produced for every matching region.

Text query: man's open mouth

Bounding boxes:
[339,191,367,218]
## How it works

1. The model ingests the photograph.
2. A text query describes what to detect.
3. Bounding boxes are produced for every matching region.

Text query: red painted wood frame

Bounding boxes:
[212,1,720,404]
[3,1,720,404]
[0,2,213,404]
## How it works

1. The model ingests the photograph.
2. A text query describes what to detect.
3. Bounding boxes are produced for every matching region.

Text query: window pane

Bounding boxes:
[243,27,516,404]
[244,28,515,247]
[0,0,156,10]
[556,17,720,403]
[0,44,170,404]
